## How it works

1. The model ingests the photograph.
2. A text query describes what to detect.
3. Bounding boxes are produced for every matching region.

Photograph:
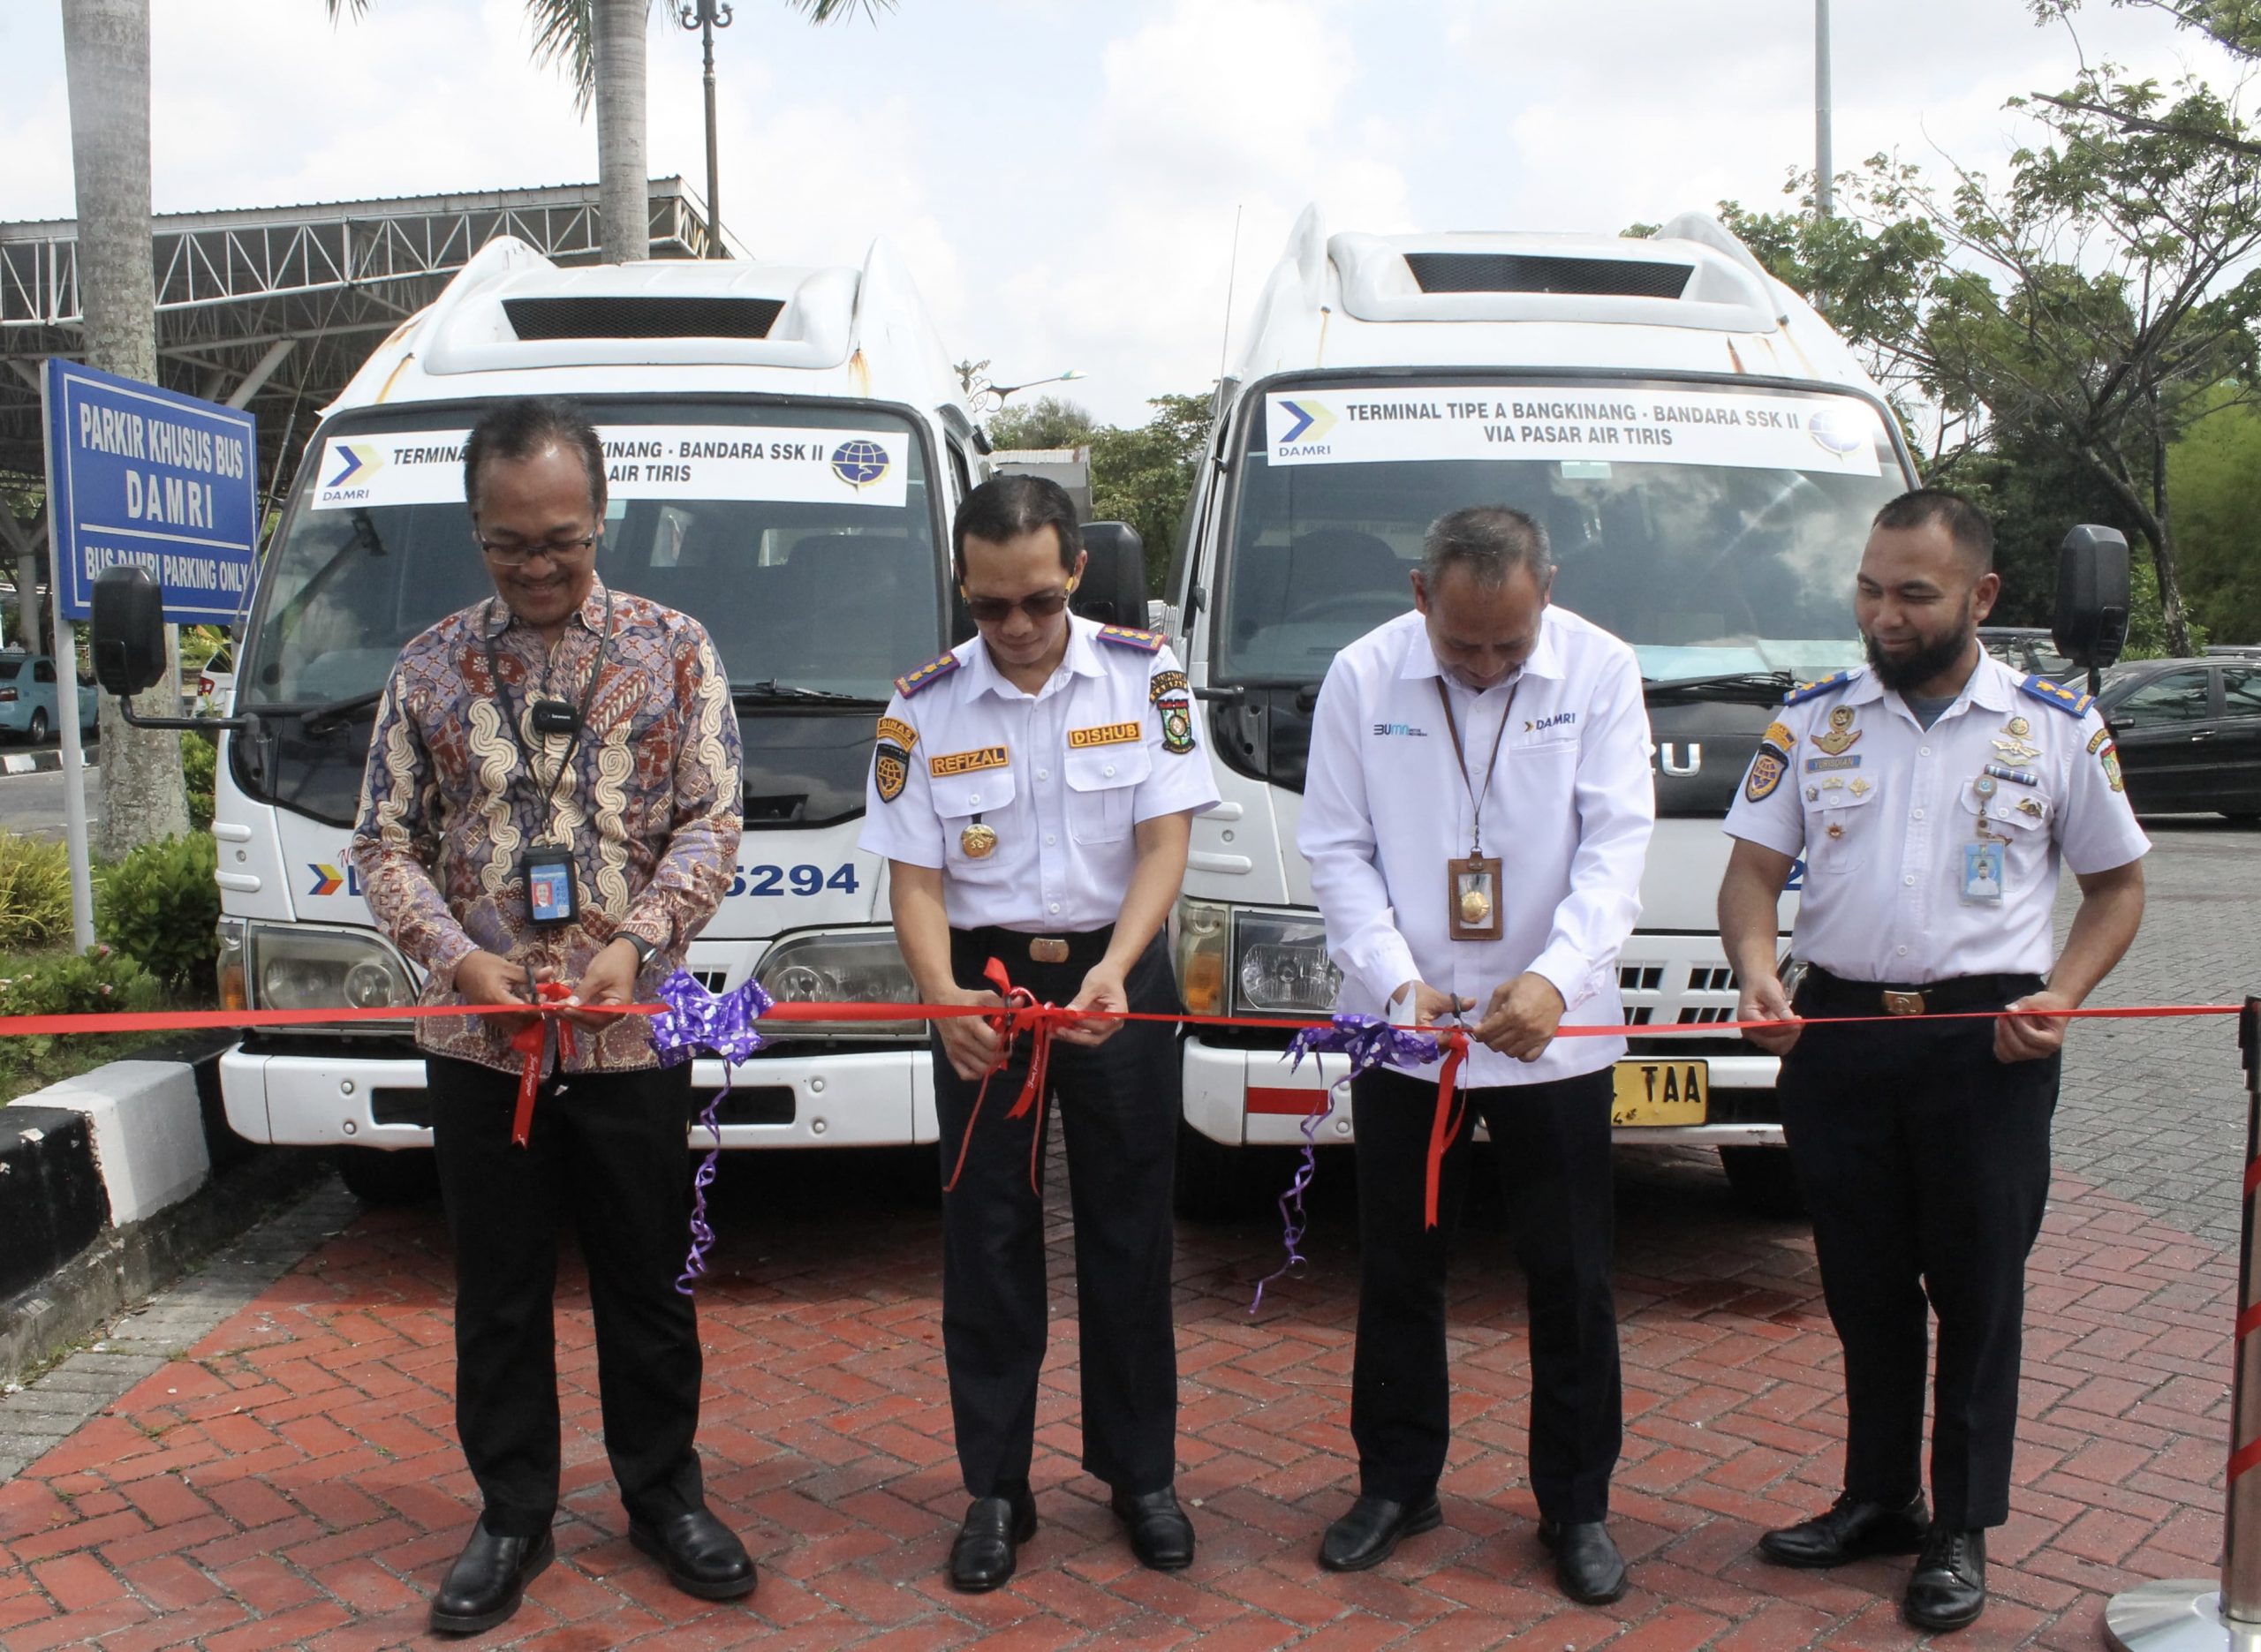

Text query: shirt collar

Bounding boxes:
[483,577,610,641]
[1397,606,1566,685]
[965,615,1105,701]
[1861,648,2016,720]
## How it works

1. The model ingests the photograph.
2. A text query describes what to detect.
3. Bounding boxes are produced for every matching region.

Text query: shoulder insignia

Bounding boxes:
[1097,625,1165,653]
[895,653,960,698]
[1783,670,1857,706]
[1149,668,1189,703]
[2018,674,2094,718]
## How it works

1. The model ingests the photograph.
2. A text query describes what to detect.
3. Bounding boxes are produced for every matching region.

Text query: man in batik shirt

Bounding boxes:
[352,396,748,1635]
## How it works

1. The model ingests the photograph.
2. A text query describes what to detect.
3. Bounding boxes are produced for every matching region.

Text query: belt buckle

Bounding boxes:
[1028,937,1070,964]
[1880,990,1926,1016]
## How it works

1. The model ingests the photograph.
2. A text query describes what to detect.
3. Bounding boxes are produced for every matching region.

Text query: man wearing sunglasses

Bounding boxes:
[859,473,1219,1591]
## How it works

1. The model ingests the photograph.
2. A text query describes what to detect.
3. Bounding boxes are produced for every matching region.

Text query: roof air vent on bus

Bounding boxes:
[1404,253,1694,300]
[501,295,785,341]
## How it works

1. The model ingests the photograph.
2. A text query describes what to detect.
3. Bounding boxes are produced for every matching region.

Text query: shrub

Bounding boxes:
[0,947,163,1099]
[0,834,74,952]
[181,731,216,831]
[95,834,220,997]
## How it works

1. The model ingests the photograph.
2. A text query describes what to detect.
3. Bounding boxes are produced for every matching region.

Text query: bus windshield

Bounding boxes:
[1216,379,1911,688]
[245,398,943,708]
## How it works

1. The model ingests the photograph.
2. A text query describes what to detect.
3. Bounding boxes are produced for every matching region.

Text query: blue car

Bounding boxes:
[0,653,98,744]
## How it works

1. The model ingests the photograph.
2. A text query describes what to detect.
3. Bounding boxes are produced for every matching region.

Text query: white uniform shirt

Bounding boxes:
[1298,607,1656,1087]
[1721,654,2150,984]
[858,617,1221,932]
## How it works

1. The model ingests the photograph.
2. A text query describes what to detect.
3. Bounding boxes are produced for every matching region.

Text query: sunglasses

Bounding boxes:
[964,586,1073,624]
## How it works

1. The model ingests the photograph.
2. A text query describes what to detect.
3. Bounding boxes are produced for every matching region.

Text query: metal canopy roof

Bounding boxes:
[0,177,715,495]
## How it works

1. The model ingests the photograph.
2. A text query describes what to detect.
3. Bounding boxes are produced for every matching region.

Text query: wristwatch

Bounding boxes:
[621,931,660,969]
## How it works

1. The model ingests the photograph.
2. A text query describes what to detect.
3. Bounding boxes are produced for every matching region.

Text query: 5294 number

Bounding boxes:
[727,863,862,899]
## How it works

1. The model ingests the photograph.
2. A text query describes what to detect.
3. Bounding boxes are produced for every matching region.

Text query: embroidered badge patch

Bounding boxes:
[1156,689,1196,755]
[873,743,909,803]
[1068,721,1143,749]
[1149,668,1189,703]
[876,715,919,751]
[1744,743,1788,803]
[929,745,1009,778]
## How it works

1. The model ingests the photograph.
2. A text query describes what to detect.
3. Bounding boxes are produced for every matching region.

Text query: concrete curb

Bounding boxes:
[0,750,66,775]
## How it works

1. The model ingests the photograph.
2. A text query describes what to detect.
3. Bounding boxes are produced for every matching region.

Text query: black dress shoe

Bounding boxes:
[1110,1486,1195,1571]
[628,1507,757,1601]
[1317,1494,1443,1572]
[949,1489,1039,1592]
[1538,1517,1629,1605]
[1905,1526,1987,1633]
[1758,1491,1930,1569]
[428,1523,555,1635]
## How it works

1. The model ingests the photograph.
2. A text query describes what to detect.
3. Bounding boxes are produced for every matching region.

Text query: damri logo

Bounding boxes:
[1806,404,1866,458]
[323,443,387,490]
[1275,399,1337,444]
[829,438,892,488]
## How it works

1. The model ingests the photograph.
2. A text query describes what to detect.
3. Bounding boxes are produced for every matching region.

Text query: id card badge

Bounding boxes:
[1960,840,2006,907]
[523,848,578,927]
[1447,854,1503,941]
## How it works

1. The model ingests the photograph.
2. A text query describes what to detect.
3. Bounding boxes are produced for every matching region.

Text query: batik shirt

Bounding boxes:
[351,580,742,1073]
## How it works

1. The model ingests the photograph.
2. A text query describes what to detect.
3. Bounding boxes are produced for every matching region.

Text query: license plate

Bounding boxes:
[1611,1059,1707,1126]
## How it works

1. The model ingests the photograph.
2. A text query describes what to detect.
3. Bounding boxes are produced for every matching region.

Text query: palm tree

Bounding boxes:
[326,0,896,263]
[61,0,191,856]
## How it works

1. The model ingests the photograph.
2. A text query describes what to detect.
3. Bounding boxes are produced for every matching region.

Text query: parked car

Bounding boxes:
[2095,656,2261,820]
[1979,626,2078,683]
[196,645,234,715]
[0,653,98,744]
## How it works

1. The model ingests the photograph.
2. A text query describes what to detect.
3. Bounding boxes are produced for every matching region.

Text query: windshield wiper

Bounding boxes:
[732,680,887,709]
[1641,670,1796,706]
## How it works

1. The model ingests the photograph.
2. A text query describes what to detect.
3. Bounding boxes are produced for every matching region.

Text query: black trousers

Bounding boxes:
[1777,981,2060,1528]
[930,929,1181,1500]
[427,1052,706,1538]
[1350,1066,1622,1522]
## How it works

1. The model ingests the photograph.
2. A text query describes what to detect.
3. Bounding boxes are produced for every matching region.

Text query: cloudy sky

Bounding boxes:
[3,0,2245,425]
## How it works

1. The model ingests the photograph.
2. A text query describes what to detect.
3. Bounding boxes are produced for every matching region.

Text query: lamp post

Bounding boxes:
[677,1,734,257]
[987,369,1085,409]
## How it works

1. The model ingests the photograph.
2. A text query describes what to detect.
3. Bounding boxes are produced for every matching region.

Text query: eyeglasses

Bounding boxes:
[478,533,598,567]
[964,587,1073,624]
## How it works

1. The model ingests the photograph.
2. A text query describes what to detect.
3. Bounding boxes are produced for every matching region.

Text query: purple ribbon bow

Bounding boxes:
[1249,1014,1443,1315]
[651,969,773,1294]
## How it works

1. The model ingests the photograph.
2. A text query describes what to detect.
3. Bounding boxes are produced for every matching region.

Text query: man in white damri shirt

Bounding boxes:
[1298,506,1653,1603]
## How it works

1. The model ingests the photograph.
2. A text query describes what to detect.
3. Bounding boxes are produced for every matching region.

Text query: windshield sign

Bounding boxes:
[1223,381,1908,685]
[313,425,911,513]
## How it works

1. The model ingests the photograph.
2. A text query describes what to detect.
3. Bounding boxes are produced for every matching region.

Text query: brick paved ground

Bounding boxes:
[0,819,2249,1649]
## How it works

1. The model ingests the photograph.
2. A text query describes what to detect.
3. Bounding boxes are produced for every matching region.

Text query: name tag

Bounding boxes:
[929,745,1009,777]
[1068,721,1143,749]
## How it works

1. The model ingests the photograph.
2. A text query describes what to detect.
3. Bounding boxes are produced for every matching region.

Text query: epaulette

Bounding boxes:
[2018,674,2094,717]
[1096,625,1165,653]
[1783,669,1858,706]
[895,652,960,698]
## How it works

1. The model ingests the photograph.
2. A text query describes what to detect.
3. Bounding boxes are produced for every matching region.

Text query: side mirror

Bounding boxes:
[2053,524,2130,671]
[1074,522,1149,627]
[91,567,168,696]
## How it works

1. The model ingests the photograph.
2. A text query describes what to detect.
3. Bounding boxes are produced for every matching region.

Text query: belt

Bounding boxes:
[949,924,1115,970]
[1798,964,2045,1017]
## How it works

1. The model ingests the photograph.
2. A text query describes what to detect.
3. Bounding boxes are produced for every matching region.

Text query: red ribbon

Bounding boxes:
[1424,1029,1471,1229]
[941,960,1067,1198]
[505,982,577,1148]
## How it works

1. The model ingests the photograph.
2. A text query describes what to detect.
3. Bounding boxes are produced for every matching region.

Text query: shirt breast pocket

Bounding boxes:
[1065,743,1150,845]
[1804,782,1880,873]
[933,769,1018,881]
[1959,785,2051,881]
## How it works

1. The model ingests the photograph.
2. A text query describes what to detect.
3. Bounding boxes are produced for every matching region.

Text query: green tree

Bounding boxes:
[1090,394,1214,595]
[2168,386,2261,642]
[987,396,1099,451]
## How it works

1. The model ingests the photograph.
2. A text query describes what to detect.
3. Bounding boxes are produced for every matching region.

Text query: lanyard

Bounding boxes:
[484,590,615,840]
[1433,673,1519,858]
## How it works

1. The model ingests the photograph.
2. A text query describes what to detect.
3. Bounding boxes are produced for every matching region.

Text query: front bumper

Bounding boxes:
[1181,1034,1786,1148]
[220,1042,939,1150]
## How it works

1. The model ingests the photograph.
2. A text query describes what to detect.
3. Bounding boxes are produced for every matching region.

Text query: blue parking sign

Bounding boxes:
[42,358,259,622]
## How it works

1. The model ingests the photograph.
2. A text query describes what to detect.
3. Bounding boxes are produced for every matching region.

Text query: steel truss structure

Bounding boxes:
[0,177,715,499]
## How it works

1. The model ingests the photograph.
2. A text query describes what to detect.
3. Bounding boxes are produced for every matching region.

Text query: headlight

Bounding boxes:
[245,922,414,1030]
[753,930,920,1037]
[1172,899,1342,1020]
[1233,909,1342,1015]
